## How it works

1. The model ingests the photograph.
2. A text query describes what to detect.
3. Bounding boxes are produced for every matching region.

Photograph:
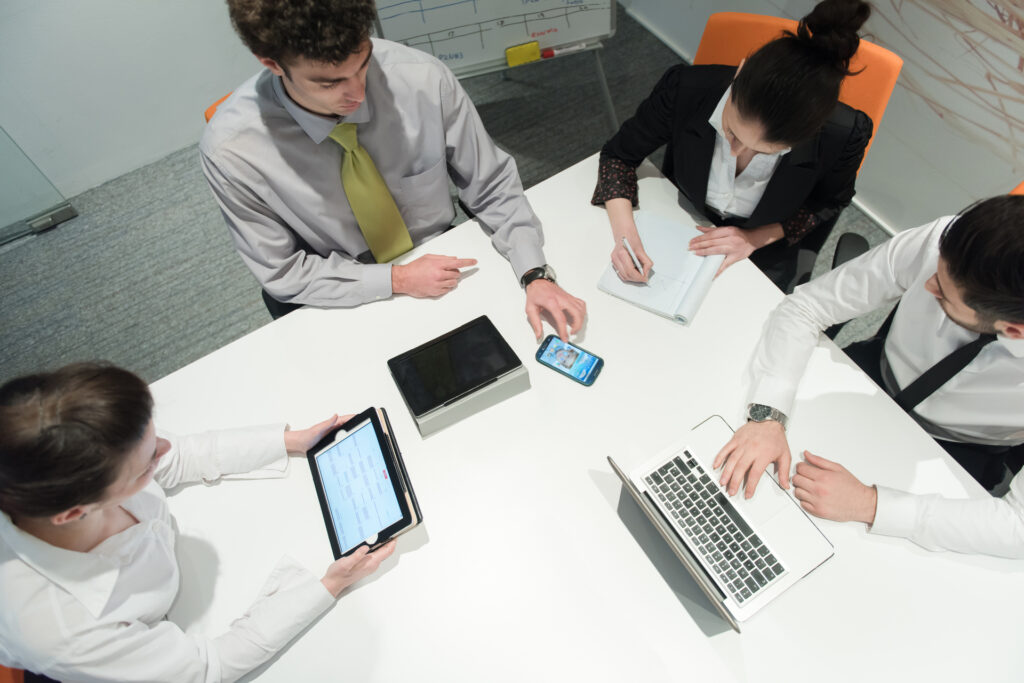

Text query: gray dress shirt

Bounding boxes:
[199,39,546,307]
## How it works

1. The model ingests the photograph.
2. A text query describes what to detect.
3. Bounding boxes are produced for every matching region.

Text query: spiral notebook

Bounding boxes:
[597,211,725,325]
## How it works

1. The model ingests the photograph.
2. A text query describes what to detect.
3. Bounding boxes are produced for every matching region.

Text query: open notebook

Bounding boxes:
[598,211,725,325]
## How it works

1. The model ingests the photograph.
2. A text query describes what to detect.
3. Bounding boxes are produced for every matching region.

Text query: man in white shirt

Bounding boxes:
[201,0,585,340]
[713,195,1024,557]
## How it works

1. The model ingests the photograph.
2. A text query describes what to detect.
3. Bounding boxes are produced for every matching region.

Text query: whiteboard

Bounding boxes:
[376,0,616,78]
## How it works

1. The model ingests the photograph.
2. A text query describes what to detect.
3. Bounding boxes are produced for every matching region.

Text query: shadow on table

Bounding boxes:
[615,489,733,638]
[589,468,731,637]
[238,527,428,682]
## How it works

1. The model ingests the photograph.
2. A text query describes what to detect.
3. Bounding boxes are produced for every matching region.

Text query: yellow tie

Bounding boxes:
[328,122,413,263]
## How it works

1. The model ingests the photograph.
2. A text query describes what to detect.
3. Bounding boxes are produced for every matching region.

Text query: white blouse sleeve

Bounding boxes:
[37,557,335,683]
[154,424,289,489]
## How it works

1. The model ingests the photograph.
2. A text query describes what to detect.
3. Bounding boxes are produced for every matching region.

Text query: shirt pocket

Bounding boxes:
[393,157,453,231]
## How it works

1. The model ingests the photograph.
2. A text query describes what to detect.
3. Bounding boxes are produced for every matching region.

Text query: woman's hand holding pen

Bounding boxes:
[611,236,653,283]
[605,197,653,282]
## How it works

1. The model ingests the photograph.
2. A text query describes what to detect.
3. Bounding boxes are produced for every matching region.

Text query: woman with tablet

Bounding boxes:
[0,363,395,682]
[592,0,873,290]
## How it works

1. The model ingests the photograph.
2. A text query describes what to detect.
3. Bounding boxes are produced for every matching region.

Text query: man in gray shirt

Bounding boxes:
[200,0,586,340]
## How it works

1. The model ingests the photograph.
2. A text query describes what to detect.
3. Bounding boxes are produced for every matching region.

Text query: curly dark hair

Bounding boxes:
[227,0,378,67]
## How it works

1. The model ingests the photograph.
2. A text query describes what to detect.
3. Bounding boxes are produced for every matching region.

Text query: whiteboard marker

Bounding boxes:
[541,43,590,58]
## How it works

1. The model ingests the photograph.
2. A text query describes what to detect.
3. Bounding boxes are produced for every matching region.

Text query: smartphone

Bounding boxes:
[535,335,604,386]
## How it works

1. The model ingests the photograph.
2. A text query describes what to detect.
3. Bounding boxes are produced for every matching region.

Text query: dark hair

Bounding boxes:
[939,195,1024,325]
[226,0,377,68]
[732,0,871,145]
[0,363,153,518]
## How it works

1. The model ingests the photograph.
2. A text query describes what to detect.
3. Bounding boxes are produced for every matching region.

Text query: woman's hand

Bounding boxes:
[283,414,354,456]
[321,540,397,597]
[689,222,785,276]
[688,225,758,276]
[611,235,653,282]
[605,197,653,282]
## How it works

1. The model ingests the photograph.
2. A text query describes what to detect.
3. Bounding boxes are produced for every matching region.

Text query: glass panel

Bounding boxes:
[0,126,70,242]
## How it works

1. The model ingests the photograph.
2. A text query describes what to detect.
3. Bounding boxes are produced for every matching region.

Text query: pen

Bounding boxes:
[621,237,645,276]
[541,43,590,59]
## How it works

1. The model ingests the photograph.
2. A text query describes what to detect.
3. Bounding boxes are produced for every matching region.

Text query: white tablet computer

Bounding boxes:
[307,408,422,559]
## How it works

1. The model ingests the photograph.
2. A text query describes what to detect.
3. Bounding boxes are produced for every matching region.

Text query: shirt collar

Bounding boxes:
[0,509,119,619]
[999,334,1024,358]
[271,72,372,144]
[708,86,791,158]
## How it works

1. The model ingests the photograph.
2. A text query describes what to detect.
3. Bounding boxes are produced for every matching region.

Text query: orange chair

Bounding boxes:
[693,12,903,170]
[204,92,232,123]
[0,666,24,683]
[1011,181,1024,195]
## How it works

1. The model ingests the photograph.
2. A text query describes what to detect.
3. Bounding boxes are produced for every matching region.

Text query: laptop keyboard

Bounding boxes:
[644,451,786,604]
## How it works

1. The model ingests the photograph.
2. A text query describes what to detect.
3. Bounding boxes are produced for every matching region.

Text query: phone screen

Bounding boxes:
[536,336,603,385]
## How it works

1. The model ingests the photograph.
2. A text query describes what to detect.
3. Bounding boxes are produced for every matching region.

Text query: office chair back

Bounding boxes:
[204,93,232,123]
[0,666,24,683]
[693,12,903,170]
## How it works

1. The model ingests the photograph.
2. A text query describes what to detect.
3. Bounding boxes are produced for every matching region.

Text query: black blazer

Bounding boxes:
[600,64,872,246]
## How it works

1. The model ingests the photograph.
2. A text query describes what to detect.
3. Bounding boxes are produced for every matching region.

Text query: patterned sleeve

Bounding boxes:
[591,155,640,207]
[590,65,685,210]
[781,109,873,245]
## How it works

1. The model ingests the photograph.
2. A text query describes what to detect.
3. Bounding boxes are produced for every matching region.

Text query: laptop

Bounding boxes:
[608,415,833,632]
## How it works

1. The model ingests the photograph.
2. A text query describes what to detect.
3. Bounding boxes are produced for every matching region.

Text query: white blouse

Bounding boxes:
[705,87,790,219]
[0,426,335,682]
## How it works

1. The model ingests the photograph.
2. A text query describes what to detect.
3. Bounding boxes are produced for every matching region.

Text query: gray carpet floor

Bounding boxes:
[0,6,889,385]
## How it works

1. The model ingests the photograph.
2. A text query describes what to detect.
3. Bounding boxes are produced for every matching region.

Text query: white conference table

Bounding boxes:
[154,155,1023,682]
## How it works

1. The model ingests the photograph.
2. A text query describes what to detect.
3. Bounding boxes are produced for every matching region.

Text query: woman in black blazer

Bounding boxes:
[593,0,873,290]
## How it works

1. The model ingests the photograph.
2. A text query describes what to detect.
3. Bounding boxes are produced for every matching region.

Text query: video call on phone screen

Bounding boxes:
[540,338,599,382]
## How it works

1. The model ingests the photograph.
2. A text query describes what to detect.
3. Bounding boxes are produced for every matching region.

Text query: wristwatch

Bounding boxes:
[746,403,788,430]
[520,264,557,289]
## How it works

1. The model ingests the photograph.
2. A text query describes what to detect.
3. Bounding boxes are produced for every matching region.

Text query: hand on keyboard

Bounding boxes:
[713,421,791,499]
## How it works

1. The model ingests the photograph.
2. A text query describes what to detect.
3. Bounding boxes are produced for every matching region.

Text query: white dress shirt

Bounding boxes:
[705,87,790,219]
[747,216,1024,557]
[0,426,335,682]
[200,38,546,307]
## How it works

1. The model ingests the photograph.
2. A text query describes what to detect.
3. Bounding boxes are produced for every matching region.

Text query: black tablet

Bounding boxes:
[387,315,522,417]
[307,408,421,559]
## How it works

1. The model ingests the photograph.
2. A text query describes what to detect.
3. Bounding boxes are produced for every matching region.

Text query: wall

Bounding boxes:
[0,1,257,198]
[619,0,1023,233]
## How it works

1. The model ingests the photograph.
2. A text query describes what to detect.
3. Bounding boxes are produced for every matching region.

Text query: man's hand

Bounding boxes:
[525,279,587,341]
[611,236,653,283]
[284,414,354,455]
[713,420,791,498]
[689,226,758,276]
[392,254,477,298]
[792,451,877,524]
[321,540,397,597]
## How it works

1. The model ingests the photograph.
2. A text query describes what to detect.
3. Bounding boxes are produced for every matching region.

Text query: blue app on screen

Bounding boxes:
[316,422,402,553]
[540,338,599,382]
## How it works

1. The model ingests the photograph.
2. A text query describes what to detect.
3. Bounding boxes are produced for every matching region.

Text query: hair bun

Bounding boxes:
[798,0,871,70]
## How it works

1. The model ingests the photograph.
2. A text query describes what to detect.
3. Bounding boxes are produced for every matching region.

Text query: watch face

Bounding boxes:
[749,404,772,421]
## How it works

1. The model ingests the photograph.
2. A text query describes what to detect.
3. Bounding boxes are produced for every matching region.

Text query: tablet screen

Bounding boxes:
[388,316,521,416]
[314,420,403,555]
